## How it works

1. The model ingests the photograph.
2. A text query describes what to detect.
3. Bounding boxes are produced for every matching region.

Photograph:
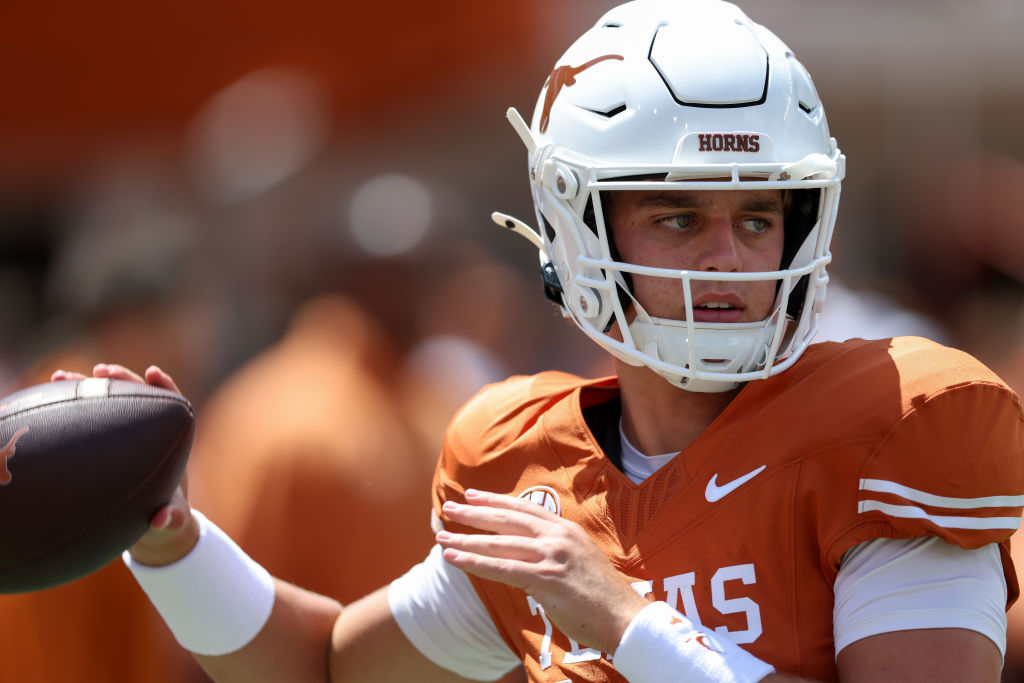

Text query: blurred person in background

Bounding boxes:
[186,292,530,683]
[186,292,448,607]
[2,0,556,679]
[903,150,1024,395]
[811,277,949,345]
[0,67,537,683]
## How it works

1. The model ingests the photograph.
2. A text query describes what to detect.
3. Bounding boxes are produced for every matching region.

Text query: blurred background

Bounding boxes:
[0,0,1022,681]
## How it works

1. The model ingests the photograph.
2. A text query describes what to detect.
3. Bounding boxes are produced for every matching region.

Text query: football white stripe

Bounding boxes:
[858,500,1022,530]
[859,478,1024,510]
[76,377,111,399]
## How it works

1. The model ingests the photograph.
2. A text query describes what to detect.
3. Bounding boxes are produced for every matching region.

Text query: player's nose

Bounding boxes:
[695,217,742,272]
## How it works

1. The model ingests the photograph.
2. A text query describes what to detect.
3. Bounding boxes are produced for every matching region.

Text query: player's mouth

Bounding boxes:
[691,295,745,323]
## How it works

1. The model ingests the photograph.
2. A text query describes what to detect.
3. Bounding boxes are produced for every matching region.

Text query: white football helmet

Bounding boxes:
[494,0,844,392]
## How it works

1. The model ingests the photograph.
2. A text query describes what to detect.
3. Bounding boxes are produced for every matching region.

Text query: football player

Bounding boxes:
[55,1,1023,681]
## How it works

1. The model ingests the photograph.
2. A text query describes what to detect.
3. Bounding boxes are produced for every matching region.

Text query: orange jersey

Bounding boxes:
[432,337,1024,681]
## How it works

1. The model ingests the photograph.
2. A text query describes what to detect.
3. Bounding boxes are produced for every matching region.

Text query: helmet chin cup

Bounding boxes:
[628,317,778,393]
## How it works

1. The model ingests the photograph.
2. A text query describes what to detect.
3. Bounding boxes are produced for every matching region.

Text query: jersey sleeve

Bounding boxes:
[830,379,1024,605]
[432,375,531,515]
[430,371,589,519]
[855,381,1024,547]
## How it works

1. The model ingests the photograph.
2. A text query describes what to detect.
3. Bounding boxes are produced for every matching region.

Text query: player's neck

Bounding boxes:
[616,360,740,457]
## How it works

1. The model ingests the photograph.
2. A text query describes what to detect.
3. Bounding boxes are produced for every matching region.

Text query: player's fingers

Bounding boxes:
[129,487,199,567]
[149,503,185,531]
[143,365,182,394]
[465,488,560,521]
[50,369,88,382]
[442,499,547,537]
[435,529,544,563]
[92,363,146,384]
[148,486,191,530]
[439,546,536,590]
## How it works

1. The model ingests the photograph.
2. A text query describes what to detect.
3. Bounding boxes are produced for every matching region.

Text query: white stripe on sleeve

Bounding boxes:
[856,478,1024,530]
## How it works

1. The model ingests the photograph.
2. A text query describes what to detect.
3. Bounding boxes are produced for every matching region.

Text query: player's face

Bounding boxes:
[606,188,785,323]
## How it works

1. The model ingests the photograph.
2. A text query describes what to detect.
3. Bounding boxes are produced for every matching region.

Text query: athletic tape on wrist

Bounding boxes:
[123,510,276,656]
[613,601,775,683]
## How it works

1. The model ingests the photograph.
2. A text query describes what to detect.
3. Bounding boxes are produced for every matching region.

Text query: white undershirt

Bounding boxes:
[388,427,1009,679]
[620,419,676,484]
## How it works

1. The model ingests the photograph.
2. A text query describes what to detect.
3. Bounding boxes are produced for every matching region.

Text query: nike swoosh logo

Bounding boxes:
[704,465,766,503]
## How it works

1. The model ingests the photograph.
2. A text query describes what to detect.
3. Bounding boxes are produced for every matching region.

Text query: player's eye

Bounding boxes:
[656,214,696,231]
[738,217,771,235]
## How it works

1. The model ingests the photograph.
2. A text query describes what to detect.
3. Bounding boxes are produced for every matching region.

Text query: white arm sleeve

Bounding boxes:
[388,544,521,681]
[834,537,1008,657]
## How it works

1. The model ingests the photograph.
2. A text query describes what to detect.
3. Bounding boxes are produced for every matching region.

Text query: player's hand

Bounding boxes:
[436,488,648,655]
[51,363,200,566]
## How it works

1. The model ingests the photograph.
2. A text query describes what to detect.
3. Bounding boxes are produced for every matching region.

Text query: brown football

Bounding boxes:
[0,378,194,593]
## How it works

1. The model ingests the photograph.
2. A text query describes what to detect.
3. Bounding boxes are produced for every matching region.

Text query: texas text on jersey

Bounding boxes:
[433,337,1024,681]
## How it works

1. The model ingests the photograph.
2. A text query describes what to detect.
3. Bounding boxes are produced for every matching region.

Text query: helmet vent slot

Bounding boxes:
[581,103,627,119]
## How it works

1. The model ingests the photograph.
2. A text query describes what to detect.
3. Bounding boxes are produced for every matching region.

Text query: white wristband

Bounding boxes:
[613,601,775,683]
[123,510,276,656]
